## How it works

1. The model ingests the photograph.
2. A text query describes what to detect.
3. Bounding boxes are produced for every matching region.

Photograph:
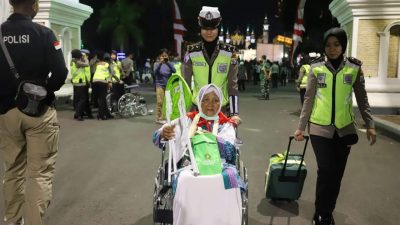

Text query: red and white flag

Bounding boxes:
[291,0,307,66]
[173,0,186,58]
[53,41,62,50]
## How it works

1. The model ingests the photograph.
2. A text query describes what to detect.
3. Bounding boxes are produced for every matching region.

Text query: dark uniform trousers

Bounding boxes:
[73,85,91,118]
[122,72,134,85]
[271,73,279,88]
[111,83,125,105]
[92,82,110,118]
[310,132,351,216]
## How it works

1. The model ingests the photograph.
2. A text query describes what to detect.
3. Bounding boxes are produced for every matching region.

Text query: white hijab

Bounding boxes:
[189,84,223,137]
[197,83,222,119]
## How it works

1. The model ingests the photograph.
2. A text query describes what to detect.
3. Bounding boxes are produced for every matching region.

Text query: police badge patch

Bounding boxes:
[344,74,353,85]
[317,73,327,88]
[217,63,228,73]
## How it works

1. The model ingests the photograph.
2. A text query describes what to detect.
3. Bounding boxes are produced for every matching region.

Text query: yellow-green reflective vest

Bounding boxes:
[112,61,122,81]
[71,61,88,86]
[84,66,91,83]
[309,61,359,129]
[93,63,110,82]
[300,64,311,89]
[190,50,232,106]
[173,62,182,77]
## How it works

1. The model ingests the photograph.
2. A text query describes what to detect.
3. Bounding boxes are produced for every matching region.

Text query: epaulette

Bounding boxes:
[310,56,324,65]
[219,42,236,53]
[347,57,362,66]
[187,42,202,53]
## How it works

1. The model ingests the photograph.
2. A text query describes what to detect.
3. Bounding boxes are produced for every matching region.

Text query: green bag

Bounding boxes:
[162,74,192,121]
[191,132,222,176]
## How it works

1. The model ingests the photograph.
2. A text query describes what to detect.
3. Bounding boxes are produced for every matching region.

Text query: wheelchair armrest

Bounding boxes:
[124,84,140,91]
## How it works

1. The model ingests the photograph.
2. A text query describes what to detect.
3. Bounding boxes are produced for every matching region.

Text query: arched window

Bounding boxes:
[379,21,400,79]
[388,25,400,78]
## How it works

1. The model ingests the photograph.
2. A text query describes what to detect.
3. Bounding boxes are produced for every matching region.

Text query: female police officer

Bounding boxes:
[182,6,241,124]
[294,28,377,225]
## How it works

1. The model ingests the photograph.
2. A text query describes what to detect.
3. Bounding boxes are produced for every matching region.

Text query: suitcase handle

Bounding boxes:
[279,135,309,182]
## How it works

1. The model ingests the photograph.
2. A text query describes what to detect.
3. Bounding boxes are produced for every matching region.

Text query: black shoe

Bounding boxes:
[313,214,335,225]
[75,116,84,121]
[97,115,108,120]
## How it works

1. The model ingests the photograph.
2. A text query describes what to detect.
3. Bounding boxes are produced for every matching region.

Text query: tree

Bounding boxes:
[97,0,144,51]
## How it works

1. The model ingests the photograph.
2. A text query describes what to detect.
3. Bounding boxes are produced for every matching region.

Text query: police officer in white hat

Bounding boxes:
[183,6,241,124]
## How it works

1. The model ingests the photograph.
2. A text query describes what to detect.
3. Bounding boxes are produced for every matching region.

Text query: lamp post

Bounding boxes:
[219,26,224,42]
[249,30,256,49]
[263,15,269,44]
[225,29,231,44]
[245,25,251,49]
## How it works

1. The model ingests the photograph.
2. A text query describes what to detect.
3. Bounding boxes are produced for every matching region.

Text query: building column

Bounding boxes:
[397,37,400,79]
[378,31,390,79]
[350,18,359,57]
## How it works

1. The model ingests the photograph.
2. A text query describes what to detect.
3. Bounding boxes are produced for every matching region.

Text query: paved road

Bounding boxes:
[1,83,399,225]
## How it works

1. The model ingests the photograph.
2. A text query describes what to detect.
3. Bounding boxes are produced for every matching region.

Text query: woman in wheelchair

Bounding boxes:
[152,84,246,225]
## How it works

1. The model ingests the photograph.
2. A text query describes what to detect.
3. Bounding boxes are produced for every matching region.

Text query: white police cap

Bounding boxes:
[199,6,221,20]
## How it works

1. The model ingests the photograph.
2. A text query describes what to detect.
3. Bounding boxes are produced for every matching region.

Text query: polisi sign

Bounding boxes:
[3,35,30,44]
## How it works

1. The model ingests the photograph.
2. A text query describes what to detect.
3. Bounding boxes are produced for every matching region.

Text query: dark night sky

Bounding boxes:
[79,0,336,60]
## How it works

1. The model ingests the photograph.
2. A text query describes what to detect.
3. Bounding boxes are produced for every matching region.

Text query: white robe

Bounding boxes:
[160,116,241,225]
[173,170,242,225]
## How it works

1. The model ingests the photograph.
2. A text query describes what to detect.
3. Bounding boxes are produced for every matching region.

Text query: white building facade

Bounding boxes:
[35,0,92,71]
[1,0,92,79]
[330,0,400,110]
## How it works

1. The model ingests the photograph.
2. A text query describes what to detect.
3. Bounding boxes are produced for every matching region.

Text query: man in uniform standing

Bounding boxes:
[0,0,68,224]
[182,6,240,124]
[121,52,135,85]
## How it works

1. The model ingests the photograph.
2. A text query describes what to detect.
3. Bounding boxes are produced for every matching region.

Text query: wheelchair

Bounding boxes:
[152,138,249,225]
[106,84,149,118]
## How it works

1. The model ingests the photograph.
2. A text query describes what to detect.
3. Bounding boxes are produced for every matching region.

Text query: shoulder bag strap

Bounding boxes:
[0,25,20,80]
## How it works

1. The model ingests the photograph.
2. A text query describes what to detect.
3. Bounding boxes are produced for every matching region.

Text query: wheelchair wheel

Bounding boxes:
[118,93,136,117]
[153,164,173,225]
[238,160,249,225]
[138,105,148,116]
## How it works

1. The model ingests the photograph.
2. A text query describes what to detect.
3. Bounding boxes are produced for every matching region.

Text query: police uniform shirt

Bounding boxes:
[298,56,375,138]
[0,13,68,114]
[182,41,239,111]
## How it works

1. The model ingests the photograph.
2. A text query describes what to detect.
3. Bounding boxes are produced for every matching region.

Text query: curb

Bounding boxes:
[373,116,400,139]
